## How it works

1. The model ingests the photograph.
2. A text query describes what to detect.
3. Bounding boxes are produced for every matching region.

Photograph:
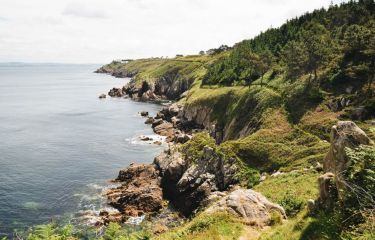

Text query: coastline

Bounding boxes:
[94,69,286,234]
[96,76,194,229]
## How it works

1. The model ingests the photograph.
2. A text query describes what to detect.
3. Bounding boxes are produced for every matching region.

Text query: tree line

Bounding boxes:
[202,0,374,93]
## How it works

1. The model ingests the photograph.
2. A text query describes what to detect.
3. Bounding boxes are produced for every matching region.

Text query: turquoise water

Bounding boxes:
[0,63,164,237]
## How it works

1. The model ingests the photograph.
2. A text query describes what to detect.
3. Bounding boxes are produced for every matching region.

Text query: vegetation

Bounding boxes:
[11,1,374,239]
[180,132,216,162]
[202,0,374,91]
[254,171,320,217]
[153,213,243,240]
[340,146,375,237]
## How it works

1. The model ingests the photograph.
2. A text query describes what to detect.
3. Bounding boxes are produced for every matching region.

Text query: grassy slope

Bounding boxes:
[94,54,375,239]
[153,213,244,240]
[98,54,374,239]
[101,53,228,88]
[91,2,375,239]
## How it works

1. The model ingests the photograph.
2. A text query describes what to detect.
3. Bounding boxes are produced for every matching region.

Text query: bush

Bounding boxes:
[279,192,304,217]
[342,146,375,228]
[181,132,216,162]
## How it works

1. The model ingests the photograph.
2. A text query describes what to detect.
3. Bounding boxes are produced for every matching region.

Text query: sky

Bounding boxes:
[0,0,346,63]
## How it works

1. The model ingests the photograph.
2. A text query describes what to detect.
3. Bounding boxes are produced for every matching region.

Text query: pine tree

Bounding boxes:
[281,41,308,79]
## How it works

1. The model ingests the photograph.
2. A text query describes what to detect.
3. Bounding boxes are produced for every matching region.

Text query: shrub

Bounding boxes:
[181,132,216,162]
[279,192,304,217]
[341,146,375,228]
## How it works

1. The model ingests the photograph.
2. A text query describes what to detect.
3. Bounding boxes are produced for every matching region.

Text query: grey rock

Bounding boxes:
[322,121,372,204]
[108,87,124,97]
[205,189,286,226]
[145,117,154,124]
[151,119,164,128]
[140,111,149,117]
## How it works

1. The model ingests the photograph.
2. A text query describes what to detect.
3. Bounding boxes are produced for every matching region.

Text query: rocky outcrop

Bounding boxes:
[106,163,163,218]
[153,72,194,100]
[105,73,193,101]
[122,81,161,101]
[183,104,212,131]
[154,145,239,216]
[316,121,373,209]
[323,121,372,200]
[205,189,286,226]
[104,141,239,220]
[94,67,110,74]
[108,87,124,97]
[149,103,200,143]
[95,66,137,78]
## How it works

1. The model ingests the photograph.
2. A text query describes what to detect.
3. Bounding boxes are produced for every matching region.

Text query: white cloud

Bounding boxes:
[62,1,109,19]
[0,0,345,63]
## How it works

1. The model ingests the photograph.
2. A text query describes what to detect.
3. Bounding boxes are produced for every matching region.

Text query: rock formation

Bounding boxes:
[313,121,373,210]
[154,145,239,215]
[205,189,286,226]
[106,163,163,218]
[323,121,372,201]
[108,87,124,97]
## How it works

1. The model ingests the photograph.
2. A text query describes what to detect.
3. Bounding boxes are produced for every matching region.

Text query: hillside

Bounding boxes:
[23,1,374,240]
[91,2,374,239]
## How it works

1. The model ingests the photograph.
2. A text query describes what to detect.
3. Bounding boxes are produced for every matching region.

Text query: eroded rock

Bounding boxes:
[106,164,163,218]
[108,87,124,97]
[318,121,373,208]
[154,145,239,215]
[205,189,286,226]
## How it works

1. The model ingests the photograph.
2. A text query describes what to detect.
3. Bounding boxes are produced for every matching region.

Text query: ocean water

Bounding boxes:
[0,63,164,237]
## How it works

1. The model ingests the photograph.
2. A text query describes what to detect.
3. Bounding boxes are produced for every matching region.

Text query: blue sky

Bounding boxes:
[0,0,345,63]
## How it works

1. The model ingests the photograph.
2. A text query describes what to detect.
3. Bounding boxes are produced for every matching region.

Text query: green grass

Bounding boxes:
[180,132,216,163]
[254,170,342,240]
[221,112,329,172]
[254,171,319,216]
[153,213,244,240]
[258,209,341,240]
[101,53,229,89]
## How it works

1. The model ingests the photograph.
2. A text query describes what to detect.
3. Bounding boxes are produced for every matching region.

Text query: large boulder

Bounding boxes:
[205,189,286,226]
[323,121,372,201]
[106,163,163,218]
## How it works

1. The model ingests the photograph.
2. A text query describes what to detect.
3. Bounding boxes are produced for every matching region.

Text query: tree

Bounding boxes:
[301,22,333,80]
[258,49,274,86]
[281,40,309,79]
[342,22,375,96]
[236,49,261,86]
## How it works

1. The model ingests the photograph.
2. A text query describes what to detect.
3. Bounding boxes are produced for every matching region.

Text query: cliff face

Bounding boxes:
[122,76,193,101]
[96,57,215,101]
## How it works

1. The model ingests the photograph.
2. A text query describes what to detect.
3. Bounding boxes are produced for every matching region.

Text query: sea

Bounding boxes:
[0,63,165,237]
